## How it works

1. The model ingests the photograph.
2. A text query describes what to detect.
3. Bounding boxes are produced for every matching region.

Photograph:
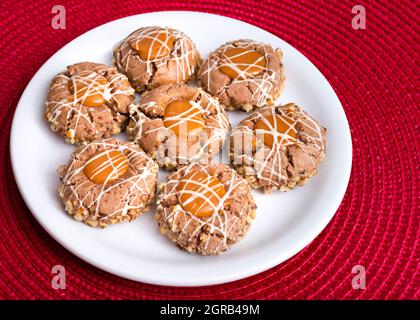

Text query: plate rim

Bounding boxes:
[10,10,353,287]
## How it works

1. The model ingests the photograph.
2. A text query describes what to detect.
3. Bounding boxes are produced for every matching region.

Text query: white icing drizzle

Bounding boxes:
[159,164,254,254]
[200,39,283,108]
[114,26,199,86]
[59,139,158,223]
[231,105,325,187]
[45,64,134,143]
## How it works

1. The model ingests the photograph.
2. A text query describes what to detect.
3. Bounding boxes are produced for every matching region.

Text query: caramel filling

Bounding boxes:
[84,150,129,185]
[130,30,175,60]
[255,114,297,148]
[219,47,266,79]
[163,100,204,138]
[69,73,108,107]
[177,170,226,217]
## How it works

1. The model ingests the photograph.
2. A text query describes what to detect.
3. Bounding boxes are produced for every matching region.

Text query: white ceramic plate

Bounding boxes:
[10,11,352,286]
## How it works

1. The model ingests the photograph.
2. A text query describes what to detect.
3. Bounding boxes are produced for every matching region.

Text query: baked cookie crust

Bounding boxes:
[58,138,158,228]
[156,163,256,255]
[198,39,285,111]
[45,62,135,145]
[113,26,200,92]
[230,103,327,192]
[127,84,231,170]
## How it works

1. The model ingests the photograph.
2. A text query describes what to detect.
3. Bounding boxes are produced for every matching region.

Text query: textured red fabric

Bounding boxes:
[0,0,418,300]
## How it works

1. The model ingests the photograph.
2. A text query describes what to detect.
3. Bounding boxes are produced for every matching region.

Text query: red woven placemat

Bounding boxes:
[0,0,418,300]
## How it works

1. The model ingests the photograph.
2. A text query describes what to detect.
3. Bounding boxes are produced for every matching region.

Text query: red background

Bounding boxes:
[0,0,418,299]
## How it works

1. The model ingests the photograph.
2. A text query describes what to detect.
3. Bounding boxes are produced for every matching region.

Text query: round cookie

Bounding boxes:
[113,26,200,92]
[127,84,231,170]
[45,62,135,145]
[156,163,256,255]
[58,138,158,228]
[230,103,327,192]
[198,39,285,111]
